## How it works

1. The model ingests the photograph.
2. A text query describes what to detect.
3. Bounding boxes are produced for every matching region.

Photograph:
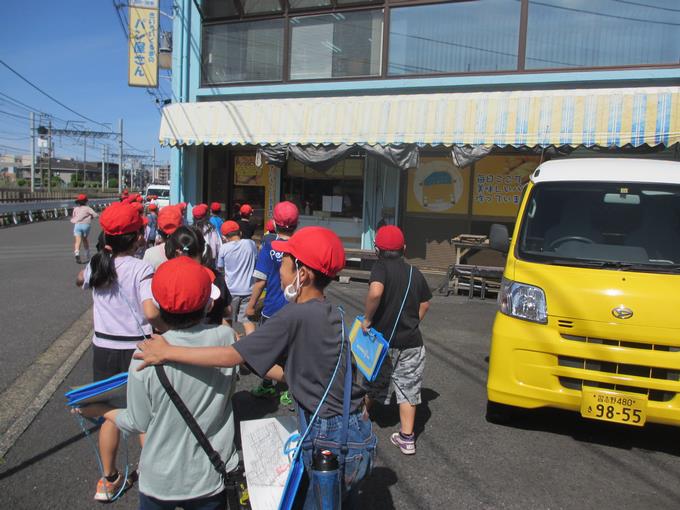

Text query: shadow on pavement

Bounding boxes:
[358,466,398,509]
[369,388,440,437]
[0,424,99,481]
[495,406,680,456]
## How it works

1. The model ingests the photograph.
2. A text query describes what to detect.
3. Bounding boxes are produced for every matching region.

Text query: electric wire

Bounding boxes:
[0,59,110,129]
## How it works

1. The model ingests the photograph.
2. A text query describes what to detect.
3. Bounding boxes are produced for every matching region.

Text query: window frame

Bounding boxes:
[199,0,680,88]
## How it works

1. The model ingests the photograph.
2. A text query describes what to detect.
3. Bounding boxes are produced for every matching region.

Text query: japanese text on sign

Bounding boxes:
[128,4,159,87]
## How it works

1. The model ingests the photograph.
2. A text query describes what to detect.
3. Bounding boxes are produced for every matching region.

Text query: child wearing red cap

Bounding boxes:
[209,202,224,233]
[247,201,299,403]
[142,205,182,270]
[236,204,256,240]
[75,202,165,502]
[71,193,98,263]
[136,226,376,508]
[362,225,431,456]
[192,203,223,262]
[77,256,238,509]
[144,203,158,248]
[262,219,276,245]
[217,220,257,334]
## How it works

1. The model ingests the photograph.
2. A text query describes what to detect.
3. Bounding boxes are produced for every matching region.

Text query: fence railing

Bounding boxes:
[0,188,121,203]
[0,199,115,227]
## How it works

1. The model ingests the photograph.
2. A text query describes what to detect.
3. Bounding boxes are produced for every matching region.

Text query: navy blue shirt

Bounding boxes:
[253,237,287,318]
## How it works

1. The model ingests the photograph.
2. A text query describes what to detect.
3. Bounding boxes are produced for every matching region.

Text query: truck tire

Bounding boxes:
[485,400,516,425]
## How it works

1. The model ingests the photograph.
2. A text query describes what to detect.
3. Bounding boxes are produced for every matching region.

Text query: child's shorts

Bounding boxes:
[231,295,252,324]
[73,223,91,237]
[93,345,135,382]
[366,345,426,406]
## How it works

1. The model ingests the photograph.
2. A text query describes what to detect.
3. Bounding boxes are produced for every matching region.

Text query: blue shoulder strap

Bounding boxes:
[387,265,413,344]
[340,307,352,453]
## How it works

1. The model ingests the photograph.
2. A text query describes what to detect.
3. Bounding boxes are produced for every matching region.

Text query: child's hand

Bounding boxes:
[361,318,372,333]
[135,334,170,369]
[72,403,109,419]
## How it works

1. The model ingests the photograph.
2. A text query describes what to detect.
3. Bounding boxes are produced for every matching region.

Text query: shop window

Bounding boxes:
[526,0,680,69]
[283,158,364,218]
[288,0,332,10]
[201,0,239,18]
[388,0,520,75]
[241,0,283,15]
[289,11,383,80]
[202,19,284,84]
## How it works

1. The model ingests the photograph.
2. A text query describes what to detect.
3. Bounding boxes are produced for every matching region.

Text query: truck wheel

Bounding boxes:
[485,400,516,425]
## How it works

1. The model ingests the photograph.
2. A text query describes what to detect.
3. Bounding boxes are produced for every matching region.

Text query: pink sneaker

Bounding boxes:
[390,432,416,455]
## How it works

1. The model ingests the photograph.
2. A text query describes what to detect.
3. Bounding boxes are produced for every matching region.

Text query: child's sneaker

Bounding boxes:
[74,251,80,264]
[93,472,132,502]
[279,390,294,410]
[390,432,416,455]
[251,383,276,398]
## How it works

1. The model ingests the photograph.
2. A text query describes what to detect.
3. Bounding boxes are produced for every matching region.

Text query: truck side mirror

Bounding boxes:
[489,223,510,253]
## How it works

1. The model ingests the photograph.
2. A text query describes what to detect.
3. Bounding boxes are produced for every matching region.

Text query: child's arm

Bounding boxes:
[419,301,430,321]
[134,334,244,370]
[75,269,86,287]
[142,298,167,333]
[362,281,385,332]
[265,364,285,382]
[245,280,266,321]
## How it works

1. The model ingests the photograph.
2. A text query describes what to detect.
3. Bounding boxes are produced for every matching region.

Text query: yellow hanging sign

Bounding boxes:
[128,1,159,88]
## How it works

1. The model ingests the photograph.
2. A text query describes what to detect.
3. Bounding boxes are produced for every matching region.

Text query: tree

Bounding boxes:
[108,178,118,189]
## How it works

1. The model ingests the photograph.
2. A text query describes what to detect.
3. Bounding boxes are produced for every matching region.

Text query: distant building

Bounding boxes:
[0,153,119,187]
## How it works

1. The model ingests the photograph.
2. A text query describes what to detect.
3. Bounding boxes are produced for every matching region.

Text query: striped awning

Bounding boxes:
[159,86,680,148]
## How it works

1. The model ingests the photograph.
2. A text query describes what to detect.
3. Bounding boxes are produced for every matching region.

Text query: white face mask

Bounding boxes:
[283,262,301,303]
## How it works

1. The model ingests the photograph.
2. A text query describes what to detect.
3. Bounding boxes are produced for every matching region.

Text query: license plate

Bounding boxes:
[580,389,647,426]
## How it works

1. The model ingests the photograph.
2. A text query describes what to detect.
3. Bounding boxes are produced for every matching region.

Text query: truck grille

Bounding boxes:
[557,334,680,402]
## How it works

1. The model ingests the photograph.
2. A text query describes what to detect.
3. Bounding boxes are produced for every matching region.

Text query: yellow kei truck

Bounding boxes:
[486,158,680,427]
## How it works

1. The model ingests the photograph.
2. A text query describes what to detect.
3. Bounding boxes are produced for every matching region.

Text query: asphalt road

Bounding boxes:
[2,223,680,509]
[0,219,97,394]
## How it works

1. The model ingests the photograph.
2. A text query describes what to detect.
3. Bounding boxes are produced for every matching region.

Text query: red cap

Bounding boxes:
[121,189,129,197]
[132,202,144,213]
[152,258,211,313]
[272,226,345,277]
[220,220,241,236]
[240,204,253,216]
[142,216,149,226]
[157,205,182,234]
[273,201,299,229]
[76,193,87,201]
[178,202,187,211]
[210,202,222,213]
[99,202,143,235]
[192,204,208,219]
[148,203,158,212]
[375,225,405,251]
[265,219,275,233]
[135,195,143,203]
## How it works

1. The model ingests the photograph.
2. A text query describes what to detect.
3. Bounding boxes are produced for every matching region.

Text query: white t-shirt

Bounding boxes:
[216,239,257,296]
[83,256,154,350]
[143,244,168,271]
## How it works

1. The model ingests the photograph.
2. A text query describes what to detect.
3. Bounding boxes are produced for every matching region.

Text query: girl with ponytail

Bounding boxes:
[75,202,164,502]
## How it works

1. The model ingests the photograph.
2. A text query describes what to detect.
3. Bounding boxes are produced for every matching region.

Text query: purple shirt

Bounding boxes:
[83,256,154,350]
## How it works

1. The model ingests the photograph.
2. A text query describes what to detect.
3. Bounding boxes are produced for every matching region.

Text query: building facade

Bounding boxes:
[162,0,680,267]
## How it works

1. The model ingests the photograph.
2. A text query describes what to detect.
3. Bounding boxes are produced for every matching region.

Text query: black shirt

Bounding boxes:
[369,257,432,349]
[233,299,365,418]
[237,219,256,240]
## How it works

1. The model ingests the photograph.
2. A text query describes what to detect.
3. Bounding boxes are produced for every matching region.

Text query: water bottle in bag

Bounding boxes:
[311,449,340,510]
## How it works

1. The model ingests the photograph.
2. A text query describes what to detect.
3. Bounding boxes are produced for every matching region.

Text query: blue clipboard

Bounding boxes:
[277,451,305,510]
[348,315,389,382]
[65,372,128,406]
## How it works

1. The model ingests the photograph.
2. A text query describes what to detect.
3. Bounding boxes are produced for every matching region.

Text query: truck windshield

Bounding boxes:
[517,181,680,273]
[147,187,169,198]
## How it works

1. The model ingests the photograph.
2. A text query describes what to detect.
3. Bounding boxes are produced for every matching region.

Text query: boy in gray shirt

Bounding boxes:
[78,256,238,509]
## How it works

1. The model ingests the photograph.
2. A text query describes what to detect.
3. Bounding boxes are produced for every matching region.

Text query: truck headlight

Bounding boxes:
[499,278,548,324]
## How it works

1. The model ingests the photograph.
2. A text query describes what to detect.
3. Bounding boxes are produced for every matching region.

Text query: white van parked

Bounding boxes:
[145,184,170,208]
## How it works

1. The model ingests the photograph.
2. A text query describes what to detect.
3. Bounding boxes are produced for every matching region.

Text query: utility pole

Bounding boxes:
[152,146,156,183]
[118,119,123,194]
[101,145,106,191]
[47,120,52,193]
[30,112,35,193]
[83,135,87,187]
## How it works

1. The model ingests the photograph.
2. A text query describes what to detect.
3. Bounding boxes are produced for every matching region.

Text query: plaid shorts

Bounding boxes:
[366,345,426,406]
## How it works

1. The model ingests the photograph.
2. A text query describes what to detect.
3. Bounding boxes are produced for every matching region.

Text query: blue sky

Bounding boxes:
[0,0,172,164]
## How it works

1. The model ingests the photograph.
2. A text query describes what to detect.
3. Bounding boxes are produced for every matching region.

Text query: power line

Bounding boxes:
[610,0,680,12]
[0,91,69,123]
[0,58,110,129]
[0,109,30,121]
